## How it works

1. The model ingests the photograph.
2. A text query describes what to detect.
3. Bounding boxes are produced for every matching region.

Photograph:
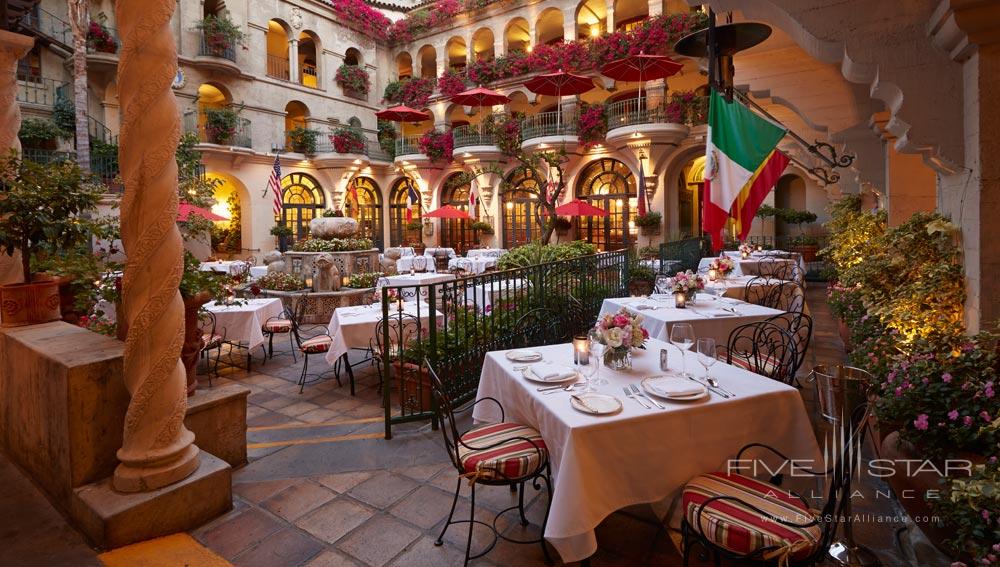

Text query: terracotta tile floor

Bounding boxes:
[0,287,953,566]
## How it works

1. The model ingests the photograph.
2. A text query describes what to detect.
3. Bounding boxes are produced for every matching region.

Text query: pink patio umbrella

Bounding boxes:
[177,203,228,222]
[600,52,683,108]
[523,69,595,133]
[423,205,472,220]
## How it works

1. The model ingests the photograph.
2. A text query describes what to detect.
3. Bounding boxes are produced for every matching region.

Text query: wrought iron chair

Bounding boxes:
[289,297,336,393]
[511,307,561,348]
[680,397,871,567]
[197,310,226,386]
[245,256,257,266]
[765,312,813,383]
[723,320,797,384]
[767,281,805,312]
[370,312,423,401]
[426,359,553,566]
[743,276,778,306]
[261,301,298,362]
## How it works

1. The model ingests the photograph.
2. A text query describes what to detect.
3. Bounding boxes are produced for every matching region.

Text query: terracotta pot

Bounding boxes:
[836,317,853,352]
[628,279,654,297]
[639,224,661,236]
[0,280,62,327]
[181,291,213,396]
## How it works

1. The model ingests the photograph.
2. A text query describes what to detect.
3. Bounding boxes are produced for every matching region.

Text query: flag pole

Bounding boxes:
[262,149,282,199]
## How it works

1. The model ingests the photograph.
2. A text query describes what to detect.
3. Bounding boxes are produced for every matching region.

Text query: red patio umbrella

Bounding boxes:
[177,203,228,222]
[600,52,683,110]
[375,105,431,138]
[423,205,472,220]
[524,70,595,134]
[552,199,609,217]
[448,86,510,107]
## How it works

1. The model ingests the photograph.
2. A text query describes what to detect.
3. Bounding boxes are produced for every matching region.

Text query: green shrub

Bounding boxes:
[497,241,597,270]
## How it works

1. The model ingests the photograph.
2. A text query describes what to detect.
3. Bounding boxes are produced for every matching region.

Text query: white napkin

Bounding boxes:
[648,376,704,397]
[649,293,672,301]
[531,363,576,382]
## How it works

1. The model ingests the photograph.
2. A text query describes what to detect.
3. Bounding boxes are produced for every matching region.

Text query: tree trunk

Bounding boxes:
[69,1,90,172]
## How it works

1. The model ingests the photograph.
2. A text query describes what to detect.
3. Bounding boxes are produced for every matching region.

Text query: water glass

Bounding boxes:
[669,323,695,377]
[697,337,717,379]
[578,355,598,393]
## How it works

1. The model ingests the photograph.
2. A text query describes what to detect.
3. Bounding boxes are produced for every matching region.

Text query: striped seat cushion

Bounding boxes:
[263,318,292,333]
[730,353,784,378]
[299,335,332,354]
[457,422,547,482]
[202,333,224,349]
[682,472,821,561]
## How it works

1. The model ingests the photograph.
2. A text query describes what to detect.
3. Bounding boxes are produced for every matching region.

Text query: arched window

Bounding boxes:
[266,20,290,80]
[277,172,325,241]
[298,31,320,88]
[678,155,704,237]
[439,174,478,254]
[395,52,412,80]
[505,18,530,54]
[345,176,383,249]
[418,45,437,78]
[389,178,421,246]
[613,0,649,32]
[445,37,467,71]
[576,0,607,39]
[284,100,309,148]
[536,8,564,46]
[575,158,636,250]
[471,28,495,62]
[501,167,544,248]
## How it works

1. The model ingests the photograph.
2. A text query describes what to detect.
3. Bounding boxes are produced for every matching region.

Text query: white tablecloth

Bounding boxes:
[395,256,435,273]
[466,248,506,259]
[249,266,268,280]
[462,278,528,314]
[323,301,442,364]
[200,260,245,275]
[599,296,784,347]
[473,339,821,563]
[448,257,496,274]
[204,298,284,350]
[423,247,457,259]
[378,272,455,301]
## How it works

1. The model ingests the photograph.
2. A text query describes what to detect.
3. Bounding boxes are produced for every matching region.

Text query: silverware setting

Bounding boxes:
[540,381,581,394]
[687,375,731,398]
[623,386,650,409]
[629,384,664,409]
[570,394,600,413]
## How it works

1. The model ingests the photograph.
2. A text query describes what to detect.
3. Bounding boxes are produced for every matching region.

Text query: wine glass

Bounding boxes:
[654,275,670,295]
[577,354,598,393]
[697,337,717,381]
[587,327,608,386]
[669,323,695,377]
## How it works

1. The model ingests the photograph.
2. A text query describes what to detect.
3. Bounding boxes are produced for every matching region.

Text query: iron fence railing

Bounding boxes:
[367,140,394,162]
[21,148,120,190]
[519,110,578,140]
[605,96,709,130]
[16,77,68,107]
[182,110,252,148]
[18,7,72,48]
[394,136,421,157]
[452,124,496,148]
[379,250,629,438]
[199,32,236,62]
[266,55,290,81]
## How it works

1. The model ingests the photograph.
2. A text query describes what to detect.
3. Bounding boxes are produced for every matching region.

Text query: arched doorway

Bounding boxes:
[536,8,565,46]
[277,172,325,241]
[677,155,705,238]
[389,178,420,246]
[345,176,383,249]
[284,100,309,147]
[266,20,290,80]
[395,52,412,80]
[439,174,478,254]
[298,31,320,88]
[505,18,530,54]
[576,0,607,39]
[501,167,544,248]
[774,173,806,241]
[575,158,636,250]
[446,37,467,71]
[418,45,437,78]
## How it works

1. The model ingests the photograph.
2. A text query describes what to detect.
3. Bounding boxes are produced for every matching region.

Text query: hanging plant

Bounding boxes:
[86,20,117,53]
[288,127,320,154]
[336,64,371,95]
[330,125,366,154]
[383,77,437,108]
[417,129,453,162]
[195,15,245,51]
[437,70,468,98]
[483,113,521,157]
[578,103,607,149]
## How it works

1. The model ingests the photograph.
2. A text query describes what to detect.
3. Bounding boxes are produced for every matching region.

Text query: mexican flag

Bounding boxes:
[703,89,789,250]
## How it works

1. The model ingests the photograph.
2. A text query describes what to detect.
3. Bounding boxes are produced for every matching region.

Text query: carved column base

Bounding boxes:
[113,439,200,493]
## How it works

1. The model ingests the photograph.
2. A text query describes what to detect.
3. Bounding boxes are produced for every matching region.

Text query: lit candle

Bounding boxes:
[573,334,589,365]
[741,251,749,259]
[342,275,351,287]
[755,244,763,252]
[410,266,415,276]
[305,276,313,290]
[674,291,687,308]
[708,268,718,282]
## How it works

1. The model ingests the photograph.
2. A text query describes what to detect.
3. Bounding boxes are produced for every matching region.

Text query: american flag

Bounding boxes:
[469,177,478,217]
[406,179,420,221]
[268,154,282,215]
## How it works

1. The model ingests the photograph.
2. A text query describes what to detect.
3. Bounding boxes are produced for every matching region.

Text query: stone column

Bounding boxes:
[606,0,615,34]
[113,0,200,493]
[289,39,299,83]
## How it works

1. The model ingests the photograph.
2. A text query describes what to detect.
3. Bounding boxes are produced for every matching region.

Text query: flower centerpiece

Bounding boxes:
[670,270,704,308]
[708,255,736,280]
[738,242,753,258]
[594,308,649,370]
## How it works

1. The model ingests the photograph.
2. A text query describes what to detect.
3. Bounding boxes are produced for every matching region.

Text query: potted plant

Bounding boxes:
[781,208,819,260]
[638,245,658,260]
[18,118,66,150]
[405,219,423,240]
[330,125,366,154]
[335,64,371,98]
[0,154,102,326]
[287,126,319,155]
[377,119,397,159]
[270,224,293,252]
[470,220,494,245]
[195,14,245,55]
[627,261,655,296]
[86,19,118,53]
[635,211,662,236]
[203,106,241,145]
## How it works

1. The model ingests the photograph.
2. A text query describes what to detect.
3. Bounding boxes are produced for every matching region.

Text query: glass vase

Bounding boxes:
[604,348,632,370]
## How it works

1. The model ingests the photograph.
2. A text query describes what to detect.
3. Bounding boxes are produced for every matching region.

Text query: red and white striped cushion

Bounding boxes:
[299,335,332,354]
[730,354,784,378]
[457,422,547,482]
[263,318,292,333]
[682,472,820,561]
[202,333,224,349]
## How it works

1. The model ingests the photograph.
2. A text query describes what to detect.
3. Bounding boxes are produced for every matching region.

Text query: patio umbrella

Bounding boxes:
[600,52,682,110]
[375,105,431,137]
[552,199,609,217]
[524,70,595,134]
[448,86,510,107]
[177,203,228,222]
[423,205,472,220]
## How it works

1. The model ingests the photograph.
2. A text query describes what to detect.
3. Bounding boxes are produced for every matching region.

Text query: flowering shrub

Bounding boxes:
[821,194,888,284]
[346,271,384,288]
[666,90,708,125]
[330,125,366,154]
[418,129,453,162]
[936,463,1000,566]
[377,119,397,158]
[327,0,392,41]
[87,21,117,53]
[292,237,374,252]
[386,0,462,44]
[483,112,522,156]
[335,64,370,95]
[437,70,468,98]
[875,333,999,460]
[382,77,436,108]
[196,15,245,52]
[256,271,308,291]
[578,103,607,149]
[78,314,116,337]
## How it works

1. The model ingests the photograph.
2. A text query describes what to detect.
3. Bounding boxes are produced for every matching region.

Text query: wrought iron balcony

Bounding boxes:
[519,111,578,140]
[199,32,236,62]
[182,110,252,148]
[394,136,421,157]
[15,77,68,108]
[452,124,496,148]
[605,96,709,129]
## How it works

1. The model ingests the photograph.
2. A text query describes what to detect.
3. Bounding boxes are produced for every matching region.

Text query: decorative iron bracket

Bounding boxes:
[809,140,855,169]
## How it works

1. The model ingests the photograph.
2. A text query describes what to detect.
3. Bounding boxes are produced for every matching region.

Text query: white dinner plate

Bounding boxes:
[522,366,578,384]
[570,393,623,415]
[641,376,709,401]
[506,350,542,362]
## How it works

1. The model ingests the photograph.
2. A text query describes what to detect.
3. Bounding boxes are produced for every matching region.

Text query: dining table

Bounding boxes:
[448,256,497,274]
[378,272,456,301]
[599,294,785,347]
[462,278,529,314]
[199,260,247,276]
[323,301,443,366]
[204,298,285,369]
[473,339,821,563]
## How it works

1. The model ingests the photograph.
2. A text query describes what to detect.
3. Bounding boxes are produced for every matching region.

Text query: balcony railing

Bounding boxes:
[199,32,236,62]
[267,55,290,81]
[519,110,578,140]
[18,7,72,48]
[182,110,252,148]
[21,148,121,190]
[605,96,708,129]
[311,138,394,162]
[395,136,421,157]
[16,77,68,107]
[452,124,497,148]
[87,25,120,55]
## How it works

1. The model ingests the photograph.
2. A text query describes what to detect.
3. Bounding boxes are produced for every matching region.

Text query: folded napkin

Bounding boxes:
[647,377,704,397]
[649,293,672,301]
[633,304,657,310]
[531,363,576,382]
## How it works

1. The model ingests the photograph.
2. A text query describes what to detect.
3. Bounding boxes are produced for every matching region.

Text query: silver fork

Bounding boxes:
[630,384,664,409]
[623,386,650,409]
